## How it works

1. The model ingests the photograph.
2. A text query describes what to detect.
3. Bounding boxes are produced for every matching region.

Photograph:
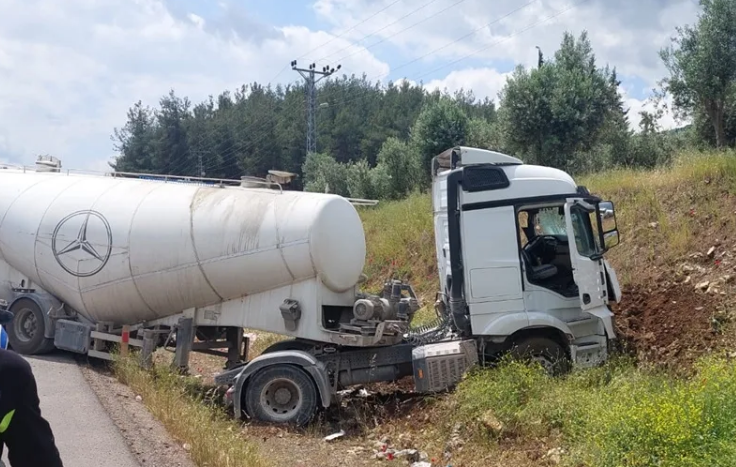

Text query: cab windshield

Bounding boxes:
[529,204,603,257]
[535,208,567,236]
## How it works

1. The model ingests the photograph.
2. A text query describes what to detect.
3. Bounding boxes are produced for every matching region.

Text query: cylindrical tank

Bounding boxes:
[0,170,366,325]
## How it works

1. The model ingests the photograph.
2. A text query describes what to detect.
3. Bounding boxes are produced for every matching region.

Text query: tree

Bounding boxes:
[660,0,736,148]
[410,97,469,187]
[110,100,157,173]
[302,152,349,196]
[373,137,421,199]
[497,31,626,171]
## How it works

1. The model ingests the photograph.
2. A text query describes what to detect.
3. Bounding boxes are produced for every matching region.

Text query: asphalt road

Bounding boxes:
[1,352,139,467]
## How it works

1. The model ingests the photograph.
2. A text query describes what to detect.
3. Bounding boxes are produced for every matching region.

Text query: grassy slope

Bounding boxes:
[111,150,736,467]
[355,150,736,467]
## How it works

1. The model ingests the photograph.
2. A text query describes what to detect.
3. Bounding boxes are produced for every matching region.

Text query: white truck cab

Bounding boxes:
[431,146,621,372]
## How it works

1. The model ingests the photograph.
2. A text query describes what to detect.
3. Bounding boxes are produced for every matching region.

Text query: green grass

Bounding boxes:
[358,191,436,295]
[452,353,736,467]
[113,354,269,467]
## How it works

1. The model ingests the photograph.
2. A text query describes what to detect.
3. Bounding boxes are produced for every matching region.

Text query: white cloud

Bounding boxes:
[0,0,390,170]
[0,0,703,171]
[619,87,686,133]
[313,0,699,85]
[423,67,510,102]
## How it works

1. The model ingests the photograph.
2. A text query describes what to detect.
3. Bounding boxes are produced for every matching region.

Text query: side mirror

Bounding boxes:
[598,201,618,234]
[604,230,620,249]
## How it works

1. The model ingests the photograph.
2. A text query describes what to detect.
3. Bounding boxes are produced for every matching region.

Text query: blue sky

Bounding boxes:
[0,0,700,171]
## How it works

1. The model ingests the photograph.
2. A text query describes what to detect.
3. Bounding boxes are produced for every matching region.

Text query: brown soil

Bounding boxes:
[610,267,736,370]
[612,284,716,365]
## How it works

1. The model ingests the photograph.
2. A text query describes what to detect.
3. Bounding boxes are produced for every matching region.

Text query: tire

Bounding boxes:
[508,336,571,376]
[244,365,318,426]
[195,326,226,341]
[7,298,56,355]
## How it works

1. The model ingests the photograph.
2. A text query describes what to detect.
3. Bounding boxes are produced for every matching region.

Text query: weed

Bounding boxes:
[451,354,736,467]
[113,354,268,467]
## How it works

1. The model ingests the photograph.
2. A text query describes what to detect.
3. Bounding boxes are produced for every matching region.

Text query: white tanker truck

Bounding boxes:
[0,147,622,425]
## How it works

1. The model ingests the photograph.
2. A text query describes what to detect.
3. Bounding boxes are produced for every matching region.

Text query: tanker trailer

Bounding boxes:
[0,161,480,425]
[0,162,420,350]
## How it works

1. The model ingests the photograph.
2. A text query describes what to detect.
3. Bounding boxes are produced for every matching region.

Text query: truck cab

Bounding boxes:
[431,146,621,372]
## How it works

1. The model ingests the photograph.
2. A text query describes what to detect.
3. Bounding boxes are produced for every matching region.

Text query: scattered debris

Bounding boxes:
[394,449,420,462]
[696,280,710,291]
[410,463,432,467]
[375,449,395,461]
[708,246,717,258]
[323,430,345,442]
[182,443,191,452]
[480,410,504,436]
[135,395,143,402]
[544,447,564,465]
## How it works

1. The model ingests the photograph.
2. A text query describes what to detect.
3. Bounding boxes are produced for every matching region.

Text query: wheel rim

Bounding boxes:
[531,354,556,374]
[13,307,38,343]
[260,377,303,422]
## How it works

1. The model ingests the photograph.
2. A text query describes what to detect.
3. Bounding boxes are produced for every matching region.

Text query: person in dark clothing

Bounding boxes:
[0,306,64,467]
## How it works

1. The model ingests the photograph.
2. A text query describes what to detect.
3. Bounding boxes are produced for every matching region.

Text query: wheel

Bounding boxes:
[7,298,56,355]
[244,365,318,426]
[195,326,226,341]
[508,336,571,376]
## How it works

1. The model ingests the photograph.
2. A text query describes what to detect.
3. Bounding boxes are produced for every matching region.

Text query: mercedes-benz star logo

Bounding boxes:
[51,210,113,277]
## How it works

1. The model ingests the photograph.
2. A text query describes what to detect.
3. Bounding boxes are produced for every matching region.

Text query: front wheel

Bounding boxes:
[509,336,571,376]
[7,298,55,355]
[244,365,318,426]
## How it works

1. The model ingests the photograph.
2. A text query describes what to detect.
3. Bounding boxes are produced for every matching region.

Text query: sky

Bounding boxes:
[0,0,701,171]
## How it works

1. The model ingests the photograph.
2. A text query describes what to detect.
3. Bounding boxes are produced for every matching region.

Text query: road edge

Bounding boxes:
[78,360,197,467]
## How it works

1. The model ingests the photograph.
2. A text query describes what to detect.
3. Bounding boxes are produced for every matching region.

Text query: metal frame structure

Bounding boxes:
[291,60,341,155]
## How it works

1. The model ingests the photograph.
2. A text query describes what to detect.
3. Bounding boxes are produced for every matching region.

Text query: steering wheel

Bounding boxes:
[527,235,558,251]
[525,235,559,264]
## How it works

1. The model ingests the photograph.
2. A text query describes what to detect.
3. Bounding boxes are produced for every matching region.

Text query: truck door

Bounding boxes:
[563,199,607,311]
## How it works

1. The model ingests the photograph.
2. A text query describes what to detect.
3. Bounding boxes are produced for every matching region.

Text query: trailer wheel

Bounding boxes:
[244,365,318,426]
[7,298,55,355]
[509,336,571,376]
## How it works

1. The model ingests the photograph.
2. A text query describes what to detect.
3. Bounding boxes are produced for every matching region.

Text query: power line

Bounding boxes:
[173,0,485,175]
[299,0,404,60]
[220,1,541,166]
[225,1,405,101]
[330,0,468,65]
[313,0,443,64]
[325,0,587,111]
[173,0,584,177]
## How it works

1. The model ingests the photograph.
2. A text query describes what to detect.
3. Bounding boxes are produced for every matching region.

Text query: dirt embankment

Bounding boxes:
[611,246,736,368]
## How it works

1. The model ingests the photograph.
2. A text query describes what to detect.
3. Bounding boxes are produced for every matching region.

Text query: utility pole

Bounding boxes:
[291,60,341,155]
